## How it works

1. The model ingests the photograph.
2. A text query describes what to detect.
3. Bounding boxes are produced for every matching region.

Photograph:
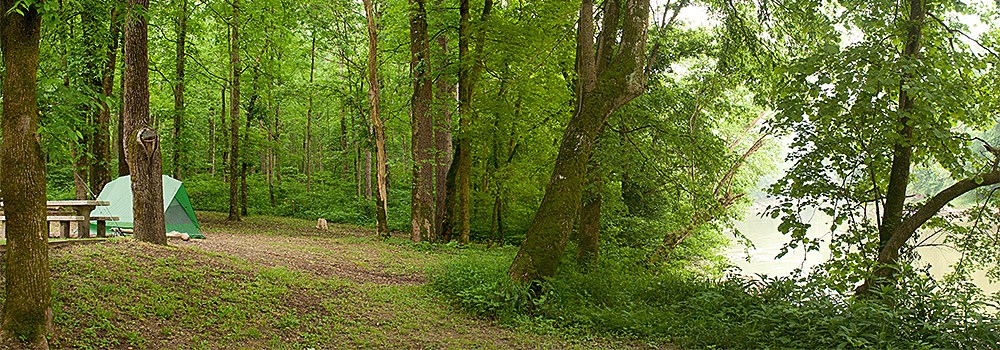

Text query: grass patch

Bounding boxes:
[0,214,659,349]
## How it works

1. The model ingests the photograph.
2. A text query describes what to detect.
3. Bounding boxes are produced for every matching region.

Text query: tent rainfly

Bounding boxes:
[90,175,204,239]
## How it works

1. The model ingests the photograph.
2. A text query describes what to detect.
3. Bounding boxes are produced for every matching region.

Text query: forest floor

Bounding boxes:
[10,212,672,349]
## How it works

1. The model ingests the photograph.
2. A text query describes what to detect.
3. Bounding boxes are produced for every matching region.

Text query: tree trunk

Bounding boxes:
[269,101,279,207]
[209,115,216,175]
[340,89,350,177]
[441,142,461,242]
[305,33,315,193]
[124,0,167,245]
[172,0,188,179]
[509,0,648,284]
[365,147,373,200]
[363,0,389,237]
[410,0,435,242]
[241,98,250,216]
[879,0,924,251]
[0,3,52,345]
[228,0,241,222]
[449,0,492,244]
[92,7,121,193]
[433,34,454,242]
[577,163,601,269]
[219,84,228,177]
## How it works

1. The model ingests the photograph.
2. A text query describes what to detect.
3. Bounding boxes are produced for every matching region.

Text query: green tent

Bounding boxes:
[90,175,204,239]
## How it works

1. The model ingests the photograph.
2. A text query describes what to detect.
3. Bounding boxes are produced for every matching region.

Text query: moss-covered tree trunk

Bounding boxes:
[509,0,648,284]
[0,2,52,346]
[124,0,167,245]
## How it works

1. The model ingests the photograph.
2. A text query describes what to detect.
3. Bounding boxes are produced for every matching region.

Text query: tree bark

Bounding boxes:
[433,34,454,242]
[123,0,167,245]
[228,0,241,222]
[92,7,121,194]
[0,2,53,345]
[409,0,435,242]
[449,0,492,244]
[274,103,281,184]
[218,84,228,176]
[365,147,373,200]
[577,162,601,269]
[172,0,187,179]
[241,96,250,216]
[879,0,924,251]
[509,0,648,284]
[363,0,390,236]
[305,33,315,193]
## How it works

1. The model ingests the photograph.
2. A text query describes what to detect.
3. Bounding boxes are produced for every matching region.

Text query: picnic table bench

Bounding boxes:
[0,200,119,238]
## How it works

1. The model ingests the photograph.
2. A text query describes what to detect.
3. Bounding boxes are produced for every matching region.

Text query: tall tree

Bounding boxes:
[509,0,649,284]
[172,0,188,179]
[433,33,454,242]
[305,32,315,193]
[363,0,389,237]
[409,0,434,242]
[123,0,167,245]
[117,57,129,177]
[0,1,52,345]
[877,0,924,253]
[91,5,121,195]
[444,0,492,244]
[228,0,241,222]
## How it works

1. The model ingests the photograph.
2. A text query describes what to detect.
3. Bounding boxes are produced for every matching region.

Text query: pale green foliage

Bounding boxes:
[767,0,1000,287]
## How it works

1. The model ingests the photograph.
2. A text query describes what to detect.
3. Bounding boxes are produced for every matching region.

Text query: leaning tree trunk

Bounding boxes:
[363,0,390,237]
[228,0,241,222]
[172,0,187,179]
[858,170,1000,295]
[124,0,167,245]
[509,0,648,284]
[0,2,53,346]
[409,0,435,242]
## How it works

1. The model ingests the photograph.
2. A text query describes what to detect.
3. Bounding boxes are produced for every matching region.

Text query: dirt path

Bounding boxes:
[185,231,426,285]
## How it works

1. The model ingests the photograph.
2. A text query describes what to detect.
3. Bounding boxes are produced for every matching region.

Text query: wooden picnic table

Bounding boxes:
[0,200,115,238]
[46,200,110,238]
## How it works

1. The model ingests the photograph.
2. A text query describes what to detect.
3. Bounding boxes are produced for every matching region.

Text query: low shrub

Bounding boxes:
[431,247,1000,349]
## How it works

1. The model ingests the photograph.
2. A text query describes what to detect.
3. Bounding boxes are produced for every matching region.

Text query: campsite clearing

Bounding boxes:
[12,212,664,349]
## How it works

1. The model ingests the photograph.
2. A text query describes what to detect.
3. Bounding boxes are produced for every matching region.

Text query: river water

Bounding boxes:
[725,204,1000,294]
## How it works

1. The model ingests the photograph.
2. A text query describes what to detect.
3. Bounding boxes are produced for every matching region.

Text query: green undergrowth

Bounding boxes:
[431,247,1000,349]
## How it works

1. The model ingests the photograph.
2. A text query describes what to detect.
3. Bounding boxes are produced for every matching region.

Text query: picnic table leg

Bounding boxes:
[97,220,106,238]
[78,207,91,239]
[61,221,70,239]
